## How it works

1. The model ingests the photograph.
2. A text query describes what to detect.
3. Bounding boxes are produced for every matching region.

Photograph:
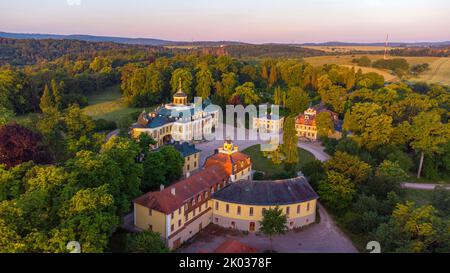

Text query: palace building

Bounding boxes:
[131,83,219,148]
[133,140,318,249]
[253,114,284,133]
[295,104,342,141]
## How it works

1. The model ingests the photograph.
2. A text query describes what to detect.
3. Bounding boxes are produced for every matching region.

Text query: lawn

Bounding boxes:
[82,85,147,121]
[241,144,315,180]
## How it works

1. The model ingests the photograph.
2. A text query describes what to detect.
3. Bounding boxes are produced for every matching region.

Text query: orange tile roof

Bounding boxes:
[203,152,251,175]
[134,164,229,214]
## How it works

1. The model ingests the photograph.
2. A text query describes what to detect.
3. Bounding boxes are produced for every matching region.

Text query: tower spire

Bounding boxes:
[178,78,182,92]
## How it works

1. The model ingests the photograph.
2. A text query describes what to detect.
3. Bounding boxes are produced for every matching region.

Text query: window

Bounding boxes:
[178,220,181,227]
[297,205,301,214]
[290,222,294,227]
[185,214,188,222]
[286,207,290,215]
[307,202,310,211]
[262,208,267,215]
[194,162,197,167]
[215,201,219,210]
[199,206,202,212]
[187,165,190,171]
[249,207,254,216]
[237,206,241,215]
[226,204,230,213]
[193,209,196,217]
[148,209,152,216]
[179,208,182,215]
[171,224,174,232]
[171,213,174,219]
[148,225,152,231]
[215,217,218,223]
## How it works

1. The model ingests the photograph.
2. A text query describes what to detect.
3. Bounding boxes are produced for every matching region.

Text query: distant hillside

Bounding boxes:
[0,31,173,46]
[0,37,164,66]
[0,31,247,47]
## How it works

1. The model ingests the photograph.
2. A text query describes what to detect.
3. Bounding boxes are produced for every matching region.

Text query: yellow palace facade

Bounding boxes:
[133,141,318,249]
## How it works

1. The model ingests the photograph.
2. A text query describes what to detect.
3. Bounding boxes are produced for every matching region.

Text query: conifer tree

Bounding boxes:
[282,116,299,164]
[39,84,54,113]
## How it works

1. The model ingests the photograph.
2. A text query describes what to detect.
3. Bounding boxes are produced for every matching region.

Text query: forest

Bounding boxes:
[0,37,449,253]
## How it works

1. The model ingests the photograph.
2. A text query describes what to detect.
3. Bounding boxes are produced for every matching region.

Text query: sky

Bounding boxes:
[1,0,449,43]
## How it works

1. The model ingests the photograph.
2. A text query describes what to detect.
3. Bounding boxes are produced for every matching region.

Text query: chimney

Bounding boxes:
[171,188,176,196]
[160,184,165,191]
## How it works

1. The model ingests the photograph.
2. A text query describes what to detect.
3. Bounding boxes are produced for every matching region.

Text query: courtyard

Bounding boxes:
[178,204,358,253]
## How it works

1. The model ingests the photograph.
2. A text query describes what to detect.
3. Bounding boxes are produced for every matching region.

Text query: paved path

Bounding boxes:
[196,125,331,166]
[402,182,450,190]
[179,204,358,253]
[106,129,119,140]
[189,126,358,253]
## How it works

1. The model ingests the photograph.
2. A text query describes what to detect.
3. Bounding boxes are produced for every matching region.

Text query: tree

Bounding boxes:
[268,64,278,87]
[216,72,238,105]
[159,146,184,183]
[259,207,287,252]
[58,185,119,253]
[231,82,260,105]
[0,106,14,126]
[51,79,63,110]
[410,111,450,178]
[324,151,371,183]
[375,160,408,182]
[375,202,450,253]
[63,104,95,140]
[282,116,298,164]
[318,85,347,114]
[39,84,54,113]
[285,87,309,115]
[101,137,143,214]
[343,103,394,150]
[137,133,156,158]
[142,151,167,191]
[126,231,170,253]
[318,171,356,212]
[0,124,52,168]
[195,67,214,99]
[316,112,334,138]
[170,68,193,97]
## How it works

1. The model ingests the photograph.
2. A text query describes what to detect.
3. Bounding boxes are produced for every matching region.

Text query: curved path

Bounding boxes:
[402,182,450,190]
[192,126,358,253]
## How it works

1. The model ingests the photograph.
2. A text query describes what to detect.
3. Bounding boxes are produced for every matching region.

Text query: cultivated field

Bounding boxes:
[302,46,400,53]
[413,57,450,86]
[304,54,447,84]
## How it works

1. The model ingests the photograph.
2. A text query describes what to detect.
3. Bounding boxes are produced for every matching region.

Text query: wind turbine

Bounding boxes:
[384,34,390,60]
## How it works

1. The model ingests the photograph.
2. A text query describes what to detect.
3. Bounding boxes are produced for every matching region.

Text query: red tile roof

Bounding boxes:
[134,164,229,214]
[204,152,251,175]
[296,115,316,126]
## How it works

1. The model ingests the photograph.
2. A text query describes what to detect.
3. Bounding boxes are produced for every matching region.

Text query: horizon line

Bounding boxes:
[1,30,450,45]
